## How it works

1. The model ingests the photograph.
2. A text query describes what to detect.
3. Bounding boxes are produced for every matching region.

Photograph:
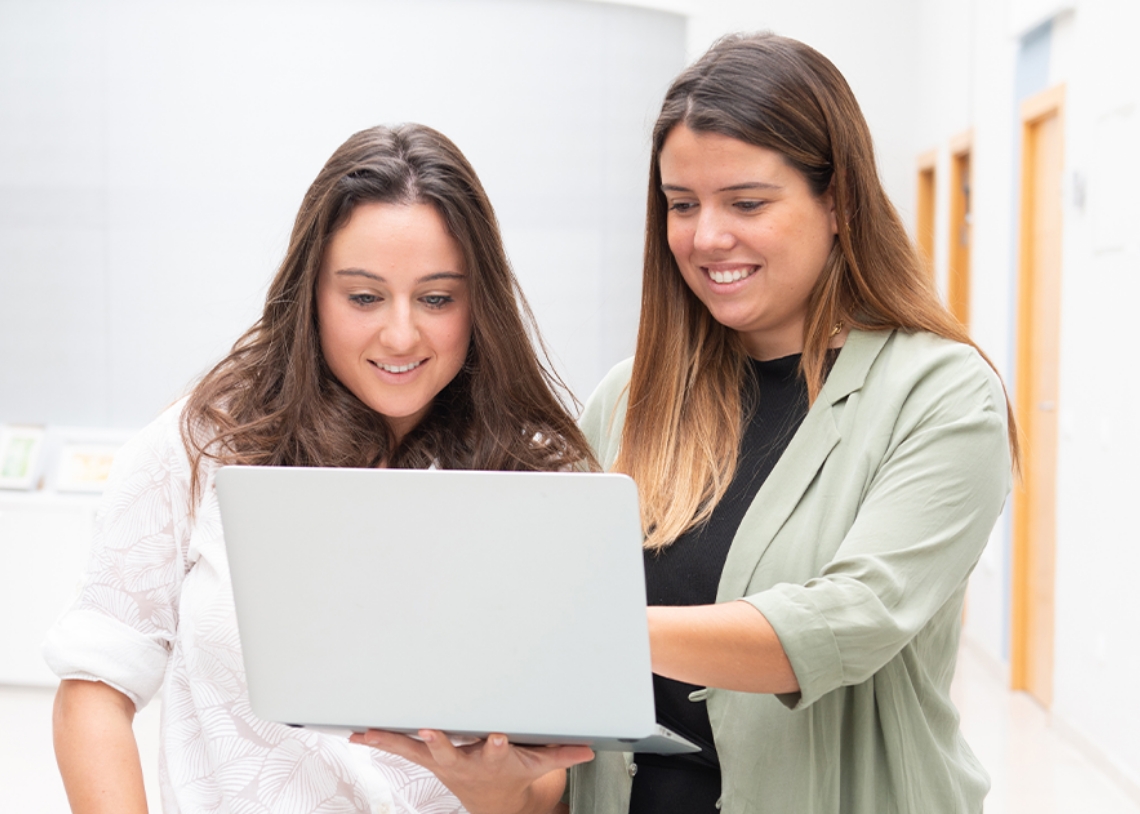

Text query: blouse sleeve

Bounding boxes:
[42,403,193,709]
[744,344,1012,709]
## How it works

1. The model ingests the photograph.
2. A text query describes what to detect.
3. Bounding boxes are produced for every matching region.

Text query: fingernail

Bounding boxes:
[491,735,505,747]
[420,730,435,743]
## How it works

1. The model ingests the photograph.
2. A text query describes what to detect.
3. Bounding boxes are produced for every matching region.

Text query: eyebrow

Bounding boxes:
[333,269,466,284]
[661,182,783,193]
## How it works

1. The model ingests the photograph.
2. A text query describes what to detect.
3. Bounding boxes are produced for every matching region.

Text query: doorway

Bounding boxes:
[1010,84,1065,708]
[916,149,937,278]
[948,132,973,328]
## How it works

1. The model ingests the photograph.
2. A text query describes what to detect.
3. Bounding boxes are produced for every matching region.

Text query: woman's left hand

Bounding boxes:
[350,729,593,814]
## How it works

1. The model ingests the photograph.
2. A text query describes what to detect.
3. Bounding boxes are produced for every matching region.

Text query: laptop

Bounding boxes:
[215,465,699,755]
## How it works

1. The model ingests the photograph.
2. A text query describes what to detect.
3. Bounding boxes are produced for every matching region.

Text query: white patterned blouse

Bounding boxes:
[43,401,464,814]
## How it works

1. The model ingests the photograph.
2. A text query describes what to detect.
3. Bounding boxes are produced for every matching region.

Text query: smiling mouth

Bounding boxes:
[373,360,424,374]
[704,266,758,284]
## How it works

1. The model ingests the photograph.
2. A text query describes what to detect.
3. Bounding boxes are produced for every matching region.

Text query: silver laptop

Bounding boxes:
[215,465,698,755]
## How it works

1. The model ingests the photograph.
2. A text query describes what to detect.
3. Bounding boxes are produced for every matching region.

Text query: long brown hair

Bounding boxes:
[617,33,1019,549]
[182,124,595,505]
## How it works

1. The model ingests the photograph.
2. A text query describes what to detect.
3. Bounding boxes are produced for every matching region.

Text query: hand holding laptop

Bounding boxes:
[351,728,593,814]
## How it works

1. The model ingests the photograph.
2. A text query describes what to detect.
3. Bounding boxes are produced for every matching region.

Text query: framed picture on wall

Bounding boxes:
[0,425,47,490]
[53,432,132,494]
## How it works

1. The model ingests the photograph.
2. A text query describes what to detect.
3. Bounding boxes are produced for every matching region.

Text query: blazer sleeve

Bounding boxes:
[579,357,634,468]
[745,344,1012,709]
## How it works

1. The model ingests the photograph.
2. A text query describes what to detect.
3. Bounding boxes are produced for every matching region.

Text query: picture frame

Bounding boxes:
[52,431,132,494]
[0,425,47,490]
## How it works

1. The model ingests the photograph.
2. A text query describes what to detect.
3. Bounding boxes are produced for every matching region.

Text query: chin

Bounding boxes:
[708,313,759,333]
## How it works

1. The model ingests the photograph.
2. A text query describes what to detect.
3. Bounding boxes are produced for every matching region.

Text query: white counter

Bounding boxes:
[0,492,99,686]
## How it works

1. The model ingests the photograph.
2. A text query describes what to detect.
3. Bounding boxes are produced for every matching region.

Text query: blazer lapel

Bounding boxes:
[716,329,893,602]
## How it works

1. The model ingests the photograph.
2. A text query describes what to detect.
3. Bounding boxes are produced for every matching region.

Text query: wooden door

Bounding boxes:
[916,150,937,278]
[948,134,972,328]
[1011,85,1065,707]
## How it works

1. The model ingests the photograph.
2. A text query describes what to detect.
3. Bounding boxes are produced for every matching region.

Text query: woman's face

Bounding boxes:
[659,125,838,360]
[317,201,472,442]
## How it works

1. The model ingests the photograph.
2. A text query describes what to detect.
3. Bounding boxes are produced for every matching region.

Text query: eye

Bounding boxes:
[422,294,454,309]
[734,200,766,212]
[667,200,696,214]
[348,293,380,307]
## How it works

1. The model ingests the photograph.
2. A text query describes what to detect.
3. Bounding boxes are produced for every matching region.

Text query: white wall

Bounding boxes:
[1049,0,1140,792]
[0,0,685,430]
[590,0,923,220]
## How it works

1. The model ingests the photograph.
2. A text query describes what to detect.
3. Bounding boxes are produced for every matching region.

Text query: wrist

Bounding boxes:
[466,787,533,814]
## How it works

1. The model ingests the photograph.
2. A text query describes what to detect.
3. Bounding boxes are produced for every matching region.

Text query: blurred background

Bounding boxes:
[2,0,1138,811]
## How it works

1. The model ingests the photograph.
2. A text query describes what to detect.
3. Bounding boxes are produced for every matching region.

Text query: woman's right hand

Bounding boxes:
[350,729,593,814]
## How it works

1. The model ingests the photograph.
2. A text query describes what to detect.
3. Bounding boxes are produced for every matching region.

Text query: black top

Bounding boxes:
[628,353,811,814]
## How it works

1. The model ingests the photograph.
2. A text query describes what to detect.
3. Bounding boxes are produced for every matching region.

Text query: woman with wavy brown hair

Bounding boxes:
[361,33,1017,814]
[45,123,594,814]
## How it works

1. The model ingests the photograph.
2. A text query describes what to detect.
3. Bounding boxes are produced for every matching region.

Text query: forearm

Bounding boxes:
[647,600,799,694]
[53,679,148,814]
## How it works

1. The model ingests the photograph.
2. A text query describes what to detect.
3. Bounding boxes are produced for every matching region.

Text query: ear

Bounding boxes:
[822,181,839,236]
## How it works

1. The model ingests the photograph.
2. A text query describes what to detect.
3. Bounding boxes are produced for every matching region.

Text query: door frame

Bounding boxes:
[915,148,938,278]
[948,129,973,328]
[1010,83,1066,705]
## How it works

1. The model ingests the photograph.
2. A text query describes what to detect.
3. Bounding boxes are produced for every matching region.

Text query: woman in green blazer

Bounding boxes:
[564,33,1016,814]
[357,32,1016,814]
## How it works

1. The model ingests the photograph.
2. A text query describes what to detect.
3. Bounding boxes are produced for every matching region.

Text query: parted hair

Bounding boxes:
[182,123,595,504]
[617,33,1018,549]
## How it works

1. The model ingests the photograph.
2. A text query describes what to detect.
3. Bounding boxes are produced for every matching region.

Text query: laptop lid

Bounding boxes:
[216,466,698,754]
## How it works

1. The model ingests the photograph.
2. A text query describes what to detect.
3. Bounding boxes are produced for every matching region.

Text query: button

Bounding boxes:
[628,762,638,777]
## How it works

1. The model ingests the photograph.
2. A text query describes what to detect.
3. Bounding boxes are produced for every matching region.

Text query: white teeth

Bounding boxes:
[377,360,422,373]
[707,266,757,284]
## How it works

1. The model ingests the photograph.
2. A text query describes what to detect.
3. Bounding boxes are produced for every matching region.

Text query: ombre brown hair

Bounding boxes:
[182,123,595,504]
[617,33,1018,549]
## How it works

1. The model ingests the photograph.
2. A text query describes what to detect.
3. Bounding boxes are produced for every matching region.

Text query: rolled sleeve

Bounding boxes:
[745,584,844,708]
[42,609,170,707]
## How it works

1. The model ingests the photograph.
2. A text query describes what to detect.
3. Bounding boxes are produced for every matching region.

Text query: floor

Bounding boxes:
[3,641,1139,813]
[951,641,1140,814]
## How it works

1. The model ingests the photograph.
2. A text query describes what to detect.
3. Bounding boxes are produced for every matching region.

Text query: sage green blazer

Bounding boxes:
[571,329,1011,814]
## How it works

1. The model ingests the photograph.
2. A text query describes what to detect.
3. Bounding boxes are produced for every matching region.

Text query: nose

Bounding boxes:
[380,301,419,352]
[692,207,735,254]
